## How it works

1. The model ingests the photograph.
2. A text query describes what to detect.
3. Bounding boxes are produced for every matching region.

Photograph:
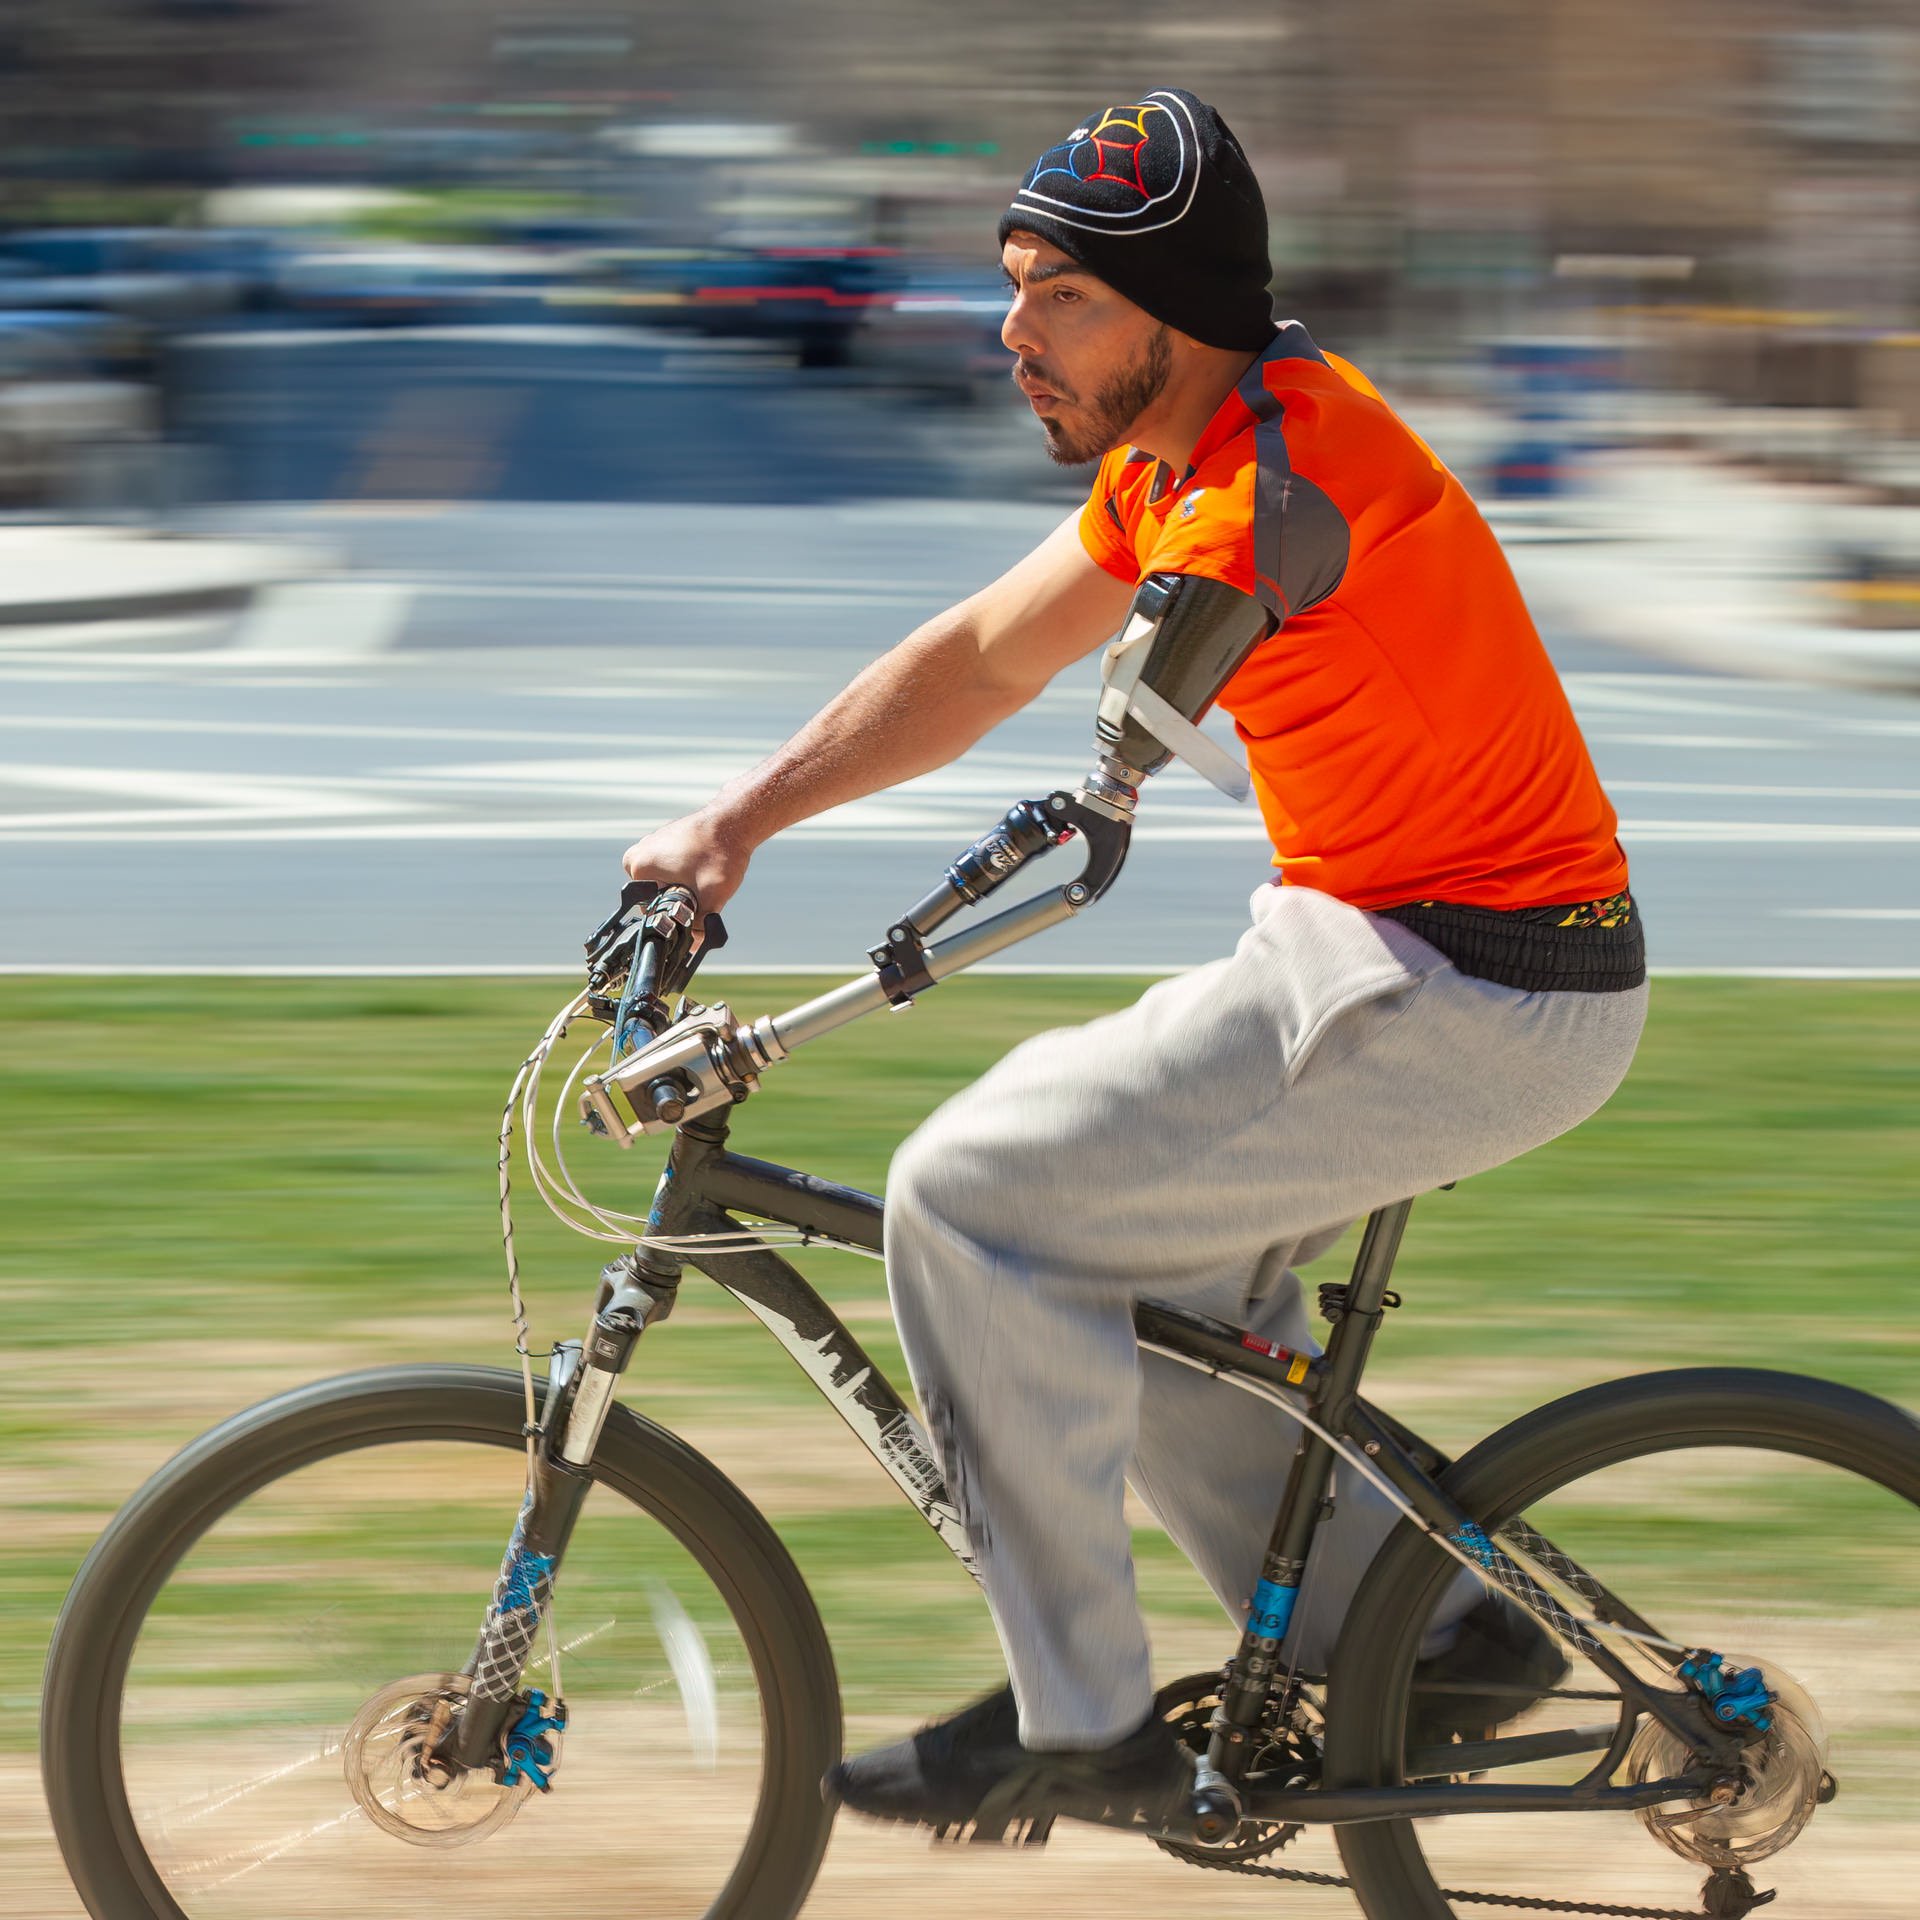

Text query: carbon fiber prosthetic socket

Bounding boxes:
[1096,571,1272,776]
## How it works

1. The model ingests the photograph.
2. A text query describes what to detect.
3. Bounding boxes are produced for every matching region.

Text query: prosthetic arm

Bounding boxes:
[583,571,1281,1133]
[1094,570,1274,800]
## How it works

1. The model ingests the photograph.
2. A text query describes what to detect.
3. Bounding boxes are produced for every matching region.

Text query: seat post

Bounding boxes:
[1344,1197,1414,1315]
[1313,1197,1415,1422]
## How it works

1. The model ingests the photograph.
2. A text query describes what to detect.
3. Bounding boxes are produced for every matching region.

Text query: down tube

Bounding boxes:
[683,1214,981,1581]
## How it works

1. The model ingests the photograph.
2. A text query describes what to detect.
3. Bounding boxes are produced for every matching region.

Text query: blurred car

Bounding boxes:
[0,307,150,377]
[0,322,152,506]
[855,262,1012,402]
[271,244,572,327]
[0,228,249,324]
[564,245,905,367]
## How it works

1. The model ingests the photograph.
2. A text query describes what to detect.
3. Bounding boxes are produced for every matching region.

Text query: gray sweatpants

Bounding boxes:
[883,880,1648,1749]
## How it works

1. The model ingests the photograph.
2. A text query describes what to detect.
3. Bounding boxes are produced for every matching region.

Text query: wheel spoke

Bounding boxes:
[1324,1377,1920,1917]
[44,1373,837,1920]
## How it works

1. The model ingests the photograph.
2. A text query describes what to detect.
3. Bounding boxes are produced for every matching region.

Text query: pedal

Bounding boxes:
[958,1812,1053,1848]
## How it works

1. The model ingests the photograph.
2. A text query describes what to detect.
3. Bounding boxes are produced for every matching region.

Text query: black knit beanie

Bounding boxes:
[997,88,1275,352]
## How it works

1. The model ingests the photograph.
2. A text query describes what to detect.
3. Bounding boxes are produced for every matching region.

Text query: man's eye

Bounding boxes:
[1052,288,1080,304]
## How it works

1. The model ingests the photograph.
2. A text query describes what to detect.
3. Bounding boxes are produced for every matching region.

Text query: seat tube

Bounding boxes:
[1207,1426,1338,1780]
[1207,1200,1415,1782]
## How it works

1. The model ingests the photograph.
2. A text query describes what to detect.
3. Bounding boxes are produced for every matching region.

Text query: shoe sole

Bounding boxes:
[824,1758,1191,1849]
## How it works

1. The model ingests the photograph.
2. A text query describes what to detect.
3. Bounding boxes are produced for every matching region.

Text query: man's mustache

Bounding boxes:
[1013,360,1076,403]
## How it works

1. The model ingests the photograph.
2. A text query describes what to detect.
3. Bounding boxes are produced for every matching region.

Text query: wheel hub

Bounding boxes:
[342,1673,541,1847]
[1627,1656,1827,1868]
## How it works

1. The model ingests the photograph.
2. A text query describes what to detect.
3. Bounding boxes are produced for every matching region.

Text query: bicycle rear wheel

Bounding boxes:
[1324,1368,1920,1919]
[42,1365,840,1920]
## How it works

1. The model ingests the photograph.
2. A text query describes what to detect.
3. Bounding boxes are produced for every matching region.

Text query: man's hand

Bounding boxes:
[621,809,754,917]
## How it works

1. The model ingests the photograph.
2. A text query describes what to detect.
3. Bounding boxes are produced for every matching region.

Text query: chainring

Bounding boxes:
[1149,1670,1315,1868]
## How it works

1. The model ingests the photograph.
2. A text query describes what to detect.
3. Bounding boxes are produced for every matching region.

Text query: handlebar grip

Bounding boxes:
[584,881,730,1051]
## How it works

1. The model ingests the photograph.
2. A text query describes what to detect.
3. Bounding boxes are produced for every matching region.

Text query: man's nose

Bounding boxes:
[1001,292,1043,359]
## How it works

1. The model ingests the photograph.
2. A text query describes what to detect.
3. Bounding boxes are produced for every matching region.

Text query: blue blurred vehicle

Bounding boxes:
[271,245,571,327]
[0,228,252,324]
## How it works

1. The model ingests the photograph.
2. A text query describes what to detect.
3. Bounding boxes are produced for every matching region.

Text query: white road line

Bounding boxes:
[0,763,411,830]
[394,580,943,609]
[1562,672,1803,692]
[365,568,972,598]
[1775,908,1920,920]
[1610,781,1920,803]
[6,817,1920,847]
[3,962,1917,981]
[1647,967,1920,979]
[1565,682,1818,723]
[1620,820,1920,844]
[0,820,1265,844]
[1592,733,1802,751]
[0,714,780,748]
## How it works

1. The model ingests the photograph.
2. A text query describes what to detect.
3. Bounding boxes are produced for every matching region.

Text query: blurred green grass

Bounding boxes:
[4,974,1917,1743]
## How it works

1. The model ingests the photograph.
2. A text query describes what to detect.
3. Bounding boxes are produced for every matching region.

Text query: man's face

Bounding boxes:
[1000,232,1172,467]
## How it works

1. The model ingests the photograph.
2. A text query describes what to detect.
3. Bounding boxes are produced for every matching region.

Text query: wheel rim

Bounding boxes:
[1340,1424,1920,1917]
[102,1425,782,1918]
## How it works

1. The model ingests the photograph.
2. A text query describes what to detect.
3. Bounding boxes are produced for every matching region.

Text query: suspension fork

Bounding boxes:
[442,1243,681,1772]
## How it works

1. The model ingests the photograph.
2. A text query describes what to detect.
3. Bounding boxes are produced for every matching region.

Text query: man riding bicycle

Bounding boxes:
[620,88,1647,1842]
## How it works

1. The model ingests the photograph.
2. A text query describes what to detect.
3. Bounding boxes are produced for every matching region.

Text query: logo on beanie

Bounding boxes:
[1012,89,1199,236]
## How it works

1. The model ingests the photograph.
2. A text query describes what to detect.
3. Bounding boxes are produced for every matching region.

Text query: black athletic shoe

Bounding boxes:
[1407,1593,1570,1761]
[823,1684,1193,1844]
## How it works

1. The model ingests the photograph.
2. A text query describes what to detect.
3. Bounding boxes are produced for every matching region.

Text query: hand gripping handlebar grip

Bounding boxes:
[1096,572,1274,778]
[584,881,728,1042]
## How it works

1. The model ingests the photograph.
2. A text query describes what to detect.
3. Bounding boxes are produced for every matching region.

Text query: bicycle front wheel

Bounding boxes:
[1325,1368,1920,1920]
[42,1365,840,1920]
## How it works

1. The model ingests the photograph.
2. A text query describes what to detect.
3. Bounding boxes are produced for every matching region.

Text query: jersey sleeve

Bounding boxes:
[1139,439,1349,626]
[1077,451,1141,584]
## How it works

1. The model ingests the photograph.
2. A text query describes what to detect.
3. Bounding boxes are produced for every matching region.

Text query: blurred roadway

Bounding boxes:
[1,501,1917,976]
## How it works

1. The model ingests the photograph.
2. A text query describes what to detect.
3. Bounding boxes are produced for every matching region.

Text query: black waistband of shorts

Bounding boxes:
[1375,892,1647,994]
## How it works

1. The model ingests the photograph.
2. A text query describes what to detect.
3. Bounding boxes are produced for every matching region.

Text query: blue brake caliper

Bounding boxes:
[1680,1651,1775,1733]
[499,1688,569,1791]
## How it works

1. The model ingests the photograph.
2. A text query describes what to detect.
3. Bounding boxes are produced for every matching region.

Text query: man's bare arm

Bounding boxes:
[621,513,1135,911]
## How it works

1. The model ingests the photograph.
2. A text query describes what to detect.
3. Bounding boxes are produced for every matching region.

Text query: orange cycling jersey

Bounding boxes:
[1078,320,1628,913]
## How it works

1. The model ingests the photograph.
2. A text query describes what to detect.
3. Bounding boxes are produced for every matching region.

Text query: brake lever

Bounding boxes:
[584,881,729,1038]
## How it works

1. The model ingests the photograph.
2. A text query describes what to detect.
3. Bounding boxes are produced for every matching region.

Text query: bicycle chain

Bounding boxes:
[1178,1837,1720,1918]
[1158,1680,1713,1916]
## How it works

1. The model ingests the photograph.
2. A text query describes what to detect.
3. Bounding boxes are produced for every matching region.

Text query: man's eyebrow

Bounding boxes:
[1002,260,1082,289]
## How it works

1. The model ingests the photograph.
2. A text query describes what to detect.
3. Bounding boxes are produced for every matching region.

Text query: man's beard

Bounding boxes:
[1025,325,1173,467]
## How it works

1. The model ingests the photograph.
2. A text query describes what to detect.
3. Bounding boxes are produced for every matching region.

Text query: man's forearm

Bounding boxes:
[705,608,1035,845]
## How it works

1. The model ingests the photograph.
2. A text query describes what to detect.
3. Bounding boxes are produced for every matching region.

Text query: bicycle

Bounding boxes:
[42,716,1920,1920]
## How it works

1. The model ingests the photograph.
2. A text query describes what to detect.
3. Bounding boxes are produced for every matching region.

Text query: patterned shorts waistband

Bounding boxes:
[1375,891,1647,995]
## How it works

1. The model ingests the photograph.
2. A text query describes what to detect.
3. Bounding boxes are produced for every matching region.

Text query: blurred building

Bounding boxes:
[4,2,1915,299]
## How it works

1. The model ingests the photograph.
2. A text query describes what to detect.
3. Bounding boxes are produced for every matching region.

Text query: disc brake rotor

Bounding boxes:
[1627,1658,1828,1868]
[342,1673,541,1848]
